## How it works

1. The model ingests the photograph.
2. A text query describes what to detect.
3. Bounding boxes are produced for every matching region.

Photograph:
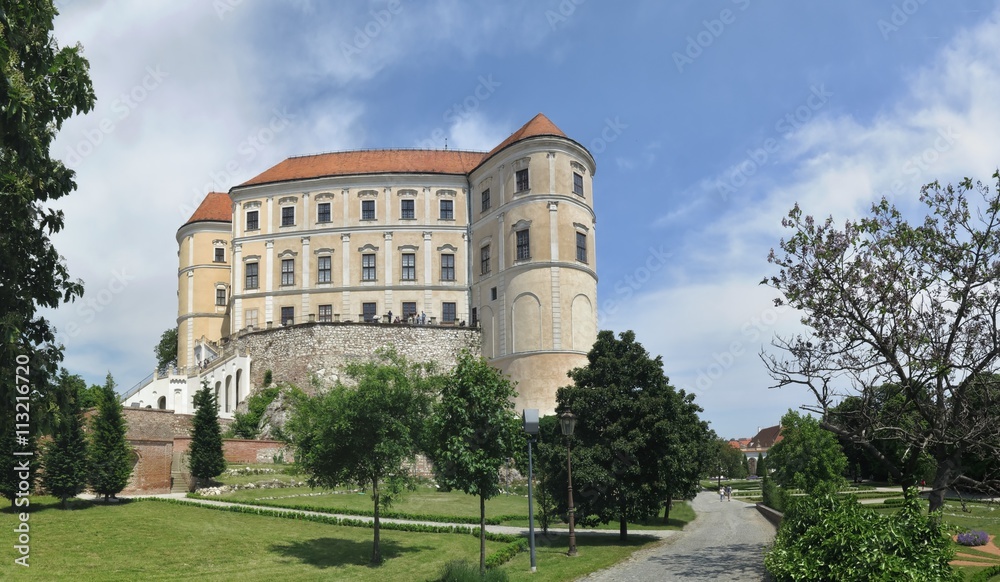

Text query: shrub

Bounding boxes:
[228,385,281,439]
[263,370,273,385]
[957,530,990,546]
[761,476,788,513]
[438,560,509,582]
[765,487,960,581]
[968,564,1000,582]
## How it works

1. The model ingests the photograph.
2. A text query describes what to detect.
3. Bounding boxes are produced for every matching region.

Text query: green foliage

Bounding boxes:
[756,453,767,477]
[427,351,523,572]
[765,488,960,581]
[716,439,748,479]
[761,474,788,513]
[285,348,441,564]
[550,330,713,540]
[263,369,273,386]
[88,373,132,500]
[189,381,226,484]
[227,385,281,439]
[42,389,89,508]
[438,560,510,581]
[154,327,178,370]
[968,565,1000,582]
[767,410,847,494]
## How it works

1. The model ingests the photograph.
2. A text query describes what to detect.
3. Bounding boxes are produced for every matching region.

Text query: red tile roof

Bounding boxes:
[183,192,232,226]
[235,113,571,189]
[239,150,487,188]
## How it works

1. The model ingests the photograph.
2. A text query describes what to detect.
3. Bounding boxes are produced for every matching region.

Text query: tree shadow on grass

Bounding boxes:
[0,497,128,514]
[270,537,429,569]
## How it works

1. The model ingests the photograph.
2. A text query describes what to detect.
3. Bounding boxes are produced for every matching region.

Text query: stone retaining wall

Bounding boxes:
[235,322,481,392]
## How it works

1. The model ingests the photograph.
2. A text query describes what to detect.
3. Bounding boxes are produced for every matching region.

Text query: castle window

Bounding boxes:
[246,210,259,231]
[516,169,529,192]
[440,253,455,281]
[481,189,491,212]
[318,304,333,322]
[245,309,258,329]
[491,287,497,301]
[442,302,456,323]
[471,307,477,327]
[576,232,588,263]
[317,202,331,223]
[573,172,584,196]
[281,259,295,286]
[214,248,225,263]
[281,206,295,227]
[439,199,454,220]
[516,229,531,261]
[401,199,415,220]
[362,254,376,281]
[317,256,332,283]
[480,245,491,275]
[245,263,259,289]
[402,302,417,321]
[281,306,294,326]
[362,302,377,323]
[361,200,376,221]
[401,253,416,281]
[215,287,226,306]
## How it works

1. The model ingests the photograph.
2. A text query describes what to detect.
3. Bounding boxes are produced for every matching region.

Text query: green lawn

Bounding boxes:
[0,497,505,581]
[501,532,662,581]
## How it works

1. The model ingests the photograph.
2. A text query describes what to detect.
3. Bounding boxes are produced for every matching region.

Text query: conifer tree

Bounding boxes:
[189,381,225,489]
[89,373,132,501]
[42,389,88,508]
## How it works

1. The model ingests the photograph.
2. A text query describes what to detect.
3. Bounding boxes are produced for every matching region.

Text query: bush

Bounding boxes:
[765,487,960,581]
[968,564,1000,582]
[761,476,788,513]
[957,530,990,546]
[438,560,509,582]
[228,385,281,439]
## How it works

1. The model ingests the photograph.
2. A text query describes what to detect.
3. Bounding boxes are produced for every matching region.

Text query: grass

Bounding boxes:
[0,496,505,581]
[500,532,662,581]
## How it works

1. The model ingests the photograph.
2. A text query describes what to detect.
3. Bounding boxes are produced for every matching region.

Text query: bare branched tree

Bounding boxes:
[761,172,1000,511]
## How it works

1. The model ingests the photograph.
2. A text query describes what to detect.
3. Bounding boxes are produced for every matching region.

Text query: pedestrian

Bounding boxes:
[726,485,732,501]
[386,309,393,324]
[719,486,725,501]
[420,311,426,325]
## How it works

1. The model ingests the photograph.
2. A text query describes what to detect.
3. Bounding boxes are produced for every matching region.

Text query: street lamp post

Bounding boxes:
[559,410,578,557]
[523,409,539,572]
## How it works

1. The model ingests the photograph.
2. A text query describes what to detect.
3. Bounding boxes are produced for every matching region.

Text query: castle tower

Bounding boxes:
[468,114,598,415]
[176,192,232,369]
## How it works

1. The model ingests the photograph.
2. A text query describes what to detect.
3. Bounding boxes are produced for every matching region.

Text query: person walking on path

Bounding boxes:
[719,486,725,501]
[725,485,732,501]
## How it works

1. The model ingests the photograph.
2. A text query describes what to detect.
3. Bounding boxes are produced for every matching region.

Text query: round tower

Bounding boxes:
[176,192,232,370]
[468,114,598,415]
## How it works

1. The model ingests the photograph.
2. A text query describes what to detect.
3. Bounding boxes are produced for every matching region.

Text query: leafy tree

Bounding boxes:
[552,330,712,540]
[188,381,226,488]
[756,453,767,478]
[154,327,178,371]
[427,351,523,572]
[658,389,715,522]
[227,385,281,439]
[762,174,1000,511]
[766,410,847,494]
[765,488,959,581]
[285,349,439,564]
[42,388,88,508]
[88,373,132,501]
[717,438,749,480]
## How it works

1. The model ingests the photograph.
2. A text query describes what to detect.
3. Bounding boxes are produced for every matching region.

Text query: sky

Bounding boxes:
[43,0,1000,439]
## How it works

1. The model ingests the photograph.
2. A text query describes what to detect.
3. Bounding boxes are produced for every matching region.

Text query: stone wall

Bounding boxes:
[234,321,481,393]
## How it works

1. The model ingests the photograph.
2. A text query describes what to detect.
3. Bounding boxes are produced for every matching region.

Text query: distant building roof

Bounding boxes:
[748,424,783,450]
[182,192,231,227]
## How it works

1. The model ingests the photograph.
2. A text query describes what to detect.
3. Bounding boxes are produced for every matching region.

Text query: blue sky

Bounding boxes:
[45,0,1000,438]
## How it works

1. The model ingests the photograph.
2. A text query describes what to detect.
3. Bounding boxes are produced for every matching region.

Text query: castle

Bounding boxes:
[124,113,598,418]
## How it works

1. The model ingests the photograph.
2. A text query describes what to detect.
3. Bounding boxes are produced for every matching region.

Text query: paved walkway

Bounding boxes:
[580,491,776,581]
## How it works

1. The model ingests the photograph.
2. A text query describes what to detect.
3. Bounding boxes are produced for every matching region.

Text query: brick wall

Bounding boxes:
[122,439,172,495]
[235,322,480,394]
[173,437,290,464]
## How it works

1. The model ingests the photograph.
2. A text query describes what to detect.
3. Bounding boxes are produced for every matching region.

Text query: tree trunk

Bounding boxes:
[371,480,381,565]
[928,452,959,513]
[619,516,628,541]
[662,494,672,524]
[479,494,486,573]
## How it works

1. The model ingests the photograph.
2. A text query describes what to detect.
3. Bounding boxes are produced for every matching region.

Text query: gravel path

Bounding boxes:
[579,491,776,581]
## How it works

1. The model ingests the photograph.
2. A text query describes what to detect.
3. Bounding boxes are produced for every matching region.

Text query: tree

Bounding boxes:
[188,381,225,489]
[42,388,88,508]
[552,330,712,540]
[766,410,847,495]
[154,327,178,371]
[285,349,439,564]
[89,373,132,501]
[762,174,1000,511]
[717,438,749,480]
[426,351,523,573]
[658,389,715,522]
